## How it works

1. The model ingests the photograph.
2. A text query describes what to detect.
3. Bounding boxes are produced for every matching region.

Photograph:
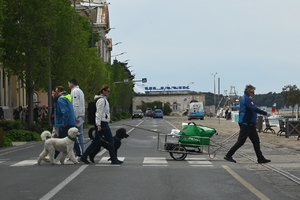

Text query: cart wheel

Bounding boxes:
[170,146,187,161]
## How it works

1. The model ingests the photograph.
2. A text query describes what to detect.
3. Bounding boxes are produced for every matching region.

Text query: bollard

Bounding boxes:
[257,116,263,133]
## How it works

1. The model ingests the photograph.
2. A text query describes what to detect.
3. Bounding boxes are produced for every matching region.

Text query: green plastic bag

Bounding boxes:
[178,122,216,145]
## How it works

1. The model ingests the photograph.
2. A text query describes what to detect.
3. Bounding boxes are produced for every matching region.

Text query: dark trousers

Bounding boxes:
[82,122,117,162]
[226,123,265,161]
[54,125,81,158]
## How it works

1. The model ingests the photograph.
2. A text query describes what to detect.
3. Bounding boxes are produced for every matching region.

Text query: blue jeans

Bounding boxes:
[77,116,85,154]
[82,122,117,162]
[54,125,81,158]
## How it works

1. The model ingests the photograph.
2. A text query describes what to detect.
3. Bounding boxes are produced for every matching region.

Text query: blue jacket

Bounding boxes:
[54,91,76,127]
[239,94,267,124]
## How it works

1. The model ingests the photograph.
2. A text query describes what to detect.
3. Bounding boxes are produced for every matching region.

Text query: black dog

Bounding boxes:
[88,127,129,163]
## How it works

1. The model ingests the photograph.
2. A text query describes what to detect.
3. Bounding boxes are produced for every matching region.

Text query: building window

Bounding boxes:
[173,102,177,111]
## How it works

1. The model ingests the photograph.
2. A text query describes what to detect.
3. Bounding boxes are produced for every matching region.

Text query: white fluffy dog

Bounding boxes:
[37,127,81,165]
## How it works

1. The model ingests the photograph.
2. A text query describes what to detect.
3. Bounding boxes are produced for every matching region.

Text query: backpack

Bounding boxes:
[87,97,106,125]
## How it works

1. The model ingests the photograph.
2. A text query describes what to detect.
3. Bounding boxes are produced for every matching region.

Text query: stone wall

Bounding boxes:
[133,91,206,115]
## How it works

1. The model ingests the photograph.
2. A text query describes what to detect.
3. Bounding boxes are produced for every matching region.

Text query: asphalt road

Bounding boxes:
[0,117,299,200]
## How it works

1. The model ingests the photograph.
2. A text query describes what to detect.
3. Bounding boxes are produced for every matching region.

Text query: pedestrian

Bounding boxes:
[0,106,4,119]
[51,90,59,138]
[13,106,21,120]
[224,84,271,164]
[40,105,48,119]
[33,105,40,123]
[68,78,85,155]
[80,84,123,165]
[20,107,27,126]
[53,86,81,159]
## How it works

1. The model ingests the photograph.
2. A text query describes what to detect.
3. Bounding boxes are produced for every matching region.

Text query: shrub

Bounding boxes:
[4,136,12,147]
[0,120,25,131]
[26,123,44,134]
[5,129,41,142]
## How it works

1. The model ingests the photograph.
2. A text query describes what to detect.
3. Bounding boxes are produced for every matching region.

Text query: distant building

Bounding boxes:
[73,0,112,63]
[133,90,207,115]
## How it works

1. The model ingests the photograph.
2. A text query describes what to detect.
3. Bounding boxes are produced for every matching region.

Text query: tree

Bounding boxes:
[0,0,4,61]
[282,85,300,119]
[1,0,85,123]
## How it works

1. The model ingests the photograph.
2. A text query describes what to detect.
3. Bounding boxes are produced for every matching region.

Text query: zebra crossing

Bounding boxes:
[1,156,214,167]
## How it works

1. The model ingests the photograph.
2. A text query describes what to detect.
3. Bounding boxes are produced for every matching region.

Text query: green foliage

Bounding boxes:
[252,92,285,108]
[0,120,25,131]
[206,92,286,109]
[26,123,45,134]
[1,0,135,123]
[111,111,131,122]
[282,85,300,106]
[4,136,12,147]
[5,129,41,142]
[0,0,4,61]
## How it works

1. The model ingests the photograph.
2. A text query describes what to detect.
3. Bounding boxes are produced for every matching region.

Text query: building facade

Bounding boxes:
[0,66,27,120]
[74,0,112,62]
[133,90,206,115]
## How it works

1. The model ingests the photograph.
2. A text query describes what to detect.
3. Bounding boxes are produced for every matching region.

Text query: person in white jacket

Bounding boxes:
[80,85,123,165]
[68,78,85,155]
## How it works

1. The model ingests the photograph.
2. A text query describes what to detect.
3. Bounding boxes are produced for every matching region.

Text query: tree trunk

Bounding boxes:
[26,65,35,124]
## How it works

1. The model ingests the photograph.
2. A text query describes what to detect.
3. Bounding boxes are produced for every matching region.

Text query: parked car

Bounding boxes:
[132,110,143,119]
[153,109,163,119]
[145,110,153,117]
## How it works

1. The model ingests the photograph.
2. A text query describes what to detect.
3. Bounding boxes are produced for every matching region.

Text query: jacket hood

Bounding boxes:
[94,94,106,100]
[59,91,72,102]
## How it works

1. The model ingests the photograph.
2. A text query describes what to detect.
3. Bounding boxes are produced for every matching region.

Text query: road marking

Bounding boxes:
[143,157,168,166]
[9,157,214,167]
[222,165,270,200]
[95,156,125,166]
[11,160,37,166]
[39,165,88,200]
[143,157,168,164]
[165,120,179,130]
[186,157,213,166]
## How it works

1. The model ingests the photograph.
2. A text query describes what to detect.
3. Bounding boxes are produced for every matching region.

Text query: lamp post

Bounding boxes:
[188,82,194,90]
[111,52,127,58]
[112,42,122,46]
[211,72,217,110]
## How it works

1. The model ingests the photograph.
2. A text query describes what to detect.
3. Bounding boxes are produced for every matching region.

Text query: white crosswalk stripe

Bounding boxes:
[95,156,125,167]
[11,160,37,166]
[7,156,214,167]
[143,157,168,167]
[186,157,214,167]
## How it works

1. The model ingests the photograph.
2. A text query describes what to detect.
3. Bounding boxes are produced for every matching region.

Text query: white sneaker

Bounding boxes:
[43,156,50,162]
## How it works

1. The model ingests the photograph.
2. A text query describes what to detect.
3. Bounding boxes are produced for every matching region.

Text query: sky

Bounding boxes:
[106,0,300,95]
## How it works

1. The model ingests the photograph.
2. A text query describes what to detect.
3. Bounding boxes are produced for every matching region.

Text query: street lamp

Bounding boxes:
[111,52,127,57]
[112,42,122,46]
[188,82,194,89]
[211,72,217,109]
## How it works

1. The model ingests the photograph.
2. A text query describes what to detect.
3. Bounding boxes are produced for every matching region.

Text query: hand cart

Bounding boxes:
[157,122,240,160]
[122,122,240,161]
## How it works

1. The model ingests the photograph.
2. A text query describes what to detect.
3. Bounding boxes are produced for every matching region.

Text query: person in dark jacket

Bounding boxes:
[224,84,271,164]
[0,107,4,119]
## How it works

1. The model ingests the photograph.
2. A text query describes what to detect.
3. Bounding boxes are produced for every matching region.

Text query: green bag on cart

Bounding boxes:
[178,122,216,145]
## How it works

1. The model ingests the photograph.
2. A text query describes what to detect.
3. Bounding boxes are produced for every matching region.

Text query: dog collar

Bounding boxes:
[67,135,76,142]
[115,136,121,141]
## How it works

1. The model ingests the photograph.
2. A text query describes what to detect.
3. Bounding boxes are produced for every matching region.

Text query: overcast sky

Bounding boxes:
[107,0,300,95]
